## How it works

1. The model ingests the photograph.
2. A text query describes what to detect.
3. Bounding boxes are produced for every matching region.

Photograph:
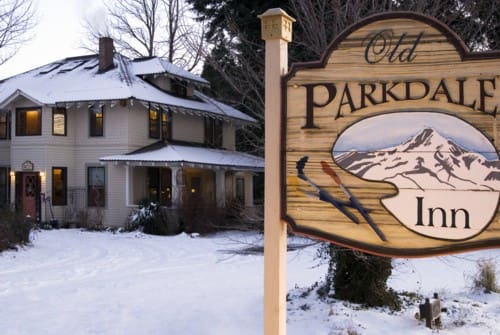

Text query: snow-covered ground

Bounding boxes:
[0,229,498,335]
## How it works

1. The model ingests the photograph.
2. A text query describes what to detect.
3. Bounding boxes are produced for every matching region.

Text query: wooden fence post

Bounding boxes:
[259,8,295,335]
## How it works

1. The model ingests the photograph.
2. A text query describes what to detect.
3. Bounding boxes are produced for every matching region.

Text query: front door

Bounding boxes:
[21,172,38,220]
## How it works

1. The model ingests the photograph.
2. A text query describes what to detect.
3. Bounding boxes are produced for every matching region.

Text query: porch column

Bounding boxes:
[171,166,183,208]
[244,172,254,207]
[125,165,131,206]
[215,169,226,208]
[9,171,15,208]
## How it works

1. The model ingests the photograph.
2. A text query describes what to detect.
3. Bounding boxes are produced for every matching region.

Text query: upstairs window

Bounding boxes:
[149,108,160,139]
[0,110,9,139]
[16,107,41,136]
[89,105,104,137]
[204,117,223,147]
[149,107,171,141]
[161,109,172,141]
[52,167,67,206]
[52,107,67,136]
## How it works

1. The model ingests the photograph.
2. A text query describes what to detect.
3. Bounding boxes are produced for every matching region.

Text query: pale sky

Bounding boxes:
[333,112,498,160]
[0,0,107,80]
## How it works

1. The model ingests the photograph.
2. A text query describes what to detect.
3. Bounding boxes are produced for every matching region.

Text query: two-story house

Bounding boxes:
[0,37,263,228]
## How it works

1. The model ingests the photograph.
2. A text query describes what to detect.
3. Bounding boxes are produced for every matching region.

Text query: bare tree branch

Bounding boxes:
[81,0,205,71]
[201,0,500,156]
[0,0,36,66]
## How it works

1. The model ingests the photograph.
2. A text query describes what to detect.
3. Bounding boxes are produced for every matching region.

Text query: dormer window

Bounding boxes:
[171,79,187,97]
[16,107,41,136]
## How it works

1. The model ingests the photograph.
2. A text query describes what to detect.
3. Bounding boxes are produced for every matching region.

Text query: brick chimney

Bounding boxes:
[98,37,114,72]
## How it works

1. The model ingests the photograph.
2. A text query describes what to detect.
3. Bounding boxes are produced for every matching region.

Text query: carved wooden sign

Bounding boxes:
[282,12,500,257]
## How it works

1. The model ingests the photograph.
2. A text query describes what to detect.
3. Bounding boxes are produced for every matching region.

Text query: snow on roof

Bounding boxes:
[100,143,264,171]
[131,57,209,85]
[0,54,255,124]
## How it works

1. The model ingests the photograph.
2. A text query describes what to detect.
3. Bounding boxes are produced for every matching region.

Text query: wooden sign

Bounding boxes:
[282,12,500,257]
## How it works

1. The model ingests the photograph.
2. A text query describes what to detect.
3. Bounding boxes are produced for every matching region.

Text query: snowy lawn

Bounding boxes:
[0,229,498,335]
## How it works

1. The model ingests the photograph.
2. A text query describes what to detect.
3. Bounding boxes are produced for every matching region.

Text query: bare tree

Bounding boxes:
[0,0,36,66]
[291,0,500,58]
[196,0,500,156]
[82,0,205,71]
[290,0,396,58]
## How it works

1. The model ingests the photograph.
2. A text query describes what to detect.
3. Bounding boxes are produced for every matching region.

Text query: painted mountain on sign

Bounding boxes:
[332,112,499,240]
[334,127,500,191]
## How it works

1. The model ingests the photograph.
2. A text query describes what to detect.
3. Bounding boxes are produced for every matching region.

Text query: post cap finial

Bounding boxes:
[258,8,295,42]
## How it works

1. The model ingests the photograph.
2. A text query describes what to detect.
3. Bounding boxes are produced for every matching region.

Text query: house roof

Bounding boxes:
[131,57,209,85]
[0,54,255,124]
[100,142,264,171]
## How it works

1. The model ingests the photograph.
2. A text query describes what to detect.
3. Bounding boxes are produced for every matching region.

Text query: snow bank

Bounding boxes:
[0,230,498,335]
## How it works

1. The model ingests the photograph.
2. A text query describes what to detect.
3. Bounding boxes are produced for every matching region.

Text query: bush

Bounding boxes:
[127,199,260,235]
[472,259,498,293]
[181,202,224,234]
[127,202,181,236]
[0,207,33,252]
[318,245,401,310]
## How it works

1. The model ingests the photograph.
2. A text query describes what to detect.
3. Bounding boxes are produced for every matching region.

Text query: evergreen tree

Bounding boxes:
[187,0,289,155]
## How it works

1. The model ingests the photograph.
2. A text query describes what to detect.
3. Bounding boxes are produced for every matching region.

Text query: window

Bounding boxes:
[0,167,9,206]
[171,79,187,97]
[161,109,172,141]
[0,110,9,139]
[89,105,104,137]
[149,108,160,139]
[87,166,105,207]
[190,177,201,197]
[204,117,223,147]
[147,168,172,206]
[235,177,245,204]
[52,167,67,206]
[149,107,171,141]
[52,107,67,136]
[16,107,41,136]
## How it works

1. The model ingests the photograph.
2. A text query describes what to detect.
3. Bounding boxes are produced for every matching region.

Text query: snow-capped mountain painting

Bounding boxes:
[334,127,499,192]
[332,112,499,240]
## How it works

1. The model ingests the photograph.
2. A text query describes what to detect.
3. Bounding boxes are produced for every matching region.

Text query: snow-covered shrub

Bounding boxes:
[127,202,181,236]
[472,259,498,293]
[0,206,33,251]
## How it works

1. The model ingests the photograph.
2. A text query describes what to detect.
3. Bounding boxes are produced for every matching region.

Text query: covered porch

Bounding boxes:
[100,142,264,212]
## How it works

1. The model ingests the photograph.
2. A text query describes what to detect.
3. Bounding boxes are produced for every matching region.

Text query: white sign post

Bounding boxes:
[259,8,295,335]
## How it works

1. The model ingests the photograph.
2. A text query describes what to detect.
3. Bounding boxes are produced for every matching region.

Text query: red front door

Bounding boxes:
[22,173,37,220]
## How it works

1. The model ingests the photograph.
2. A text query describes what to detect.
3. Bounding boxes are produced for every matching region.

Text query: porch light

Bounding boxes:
[191,188,196,193]
[39,171,45,177]
[9,171,15,177]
